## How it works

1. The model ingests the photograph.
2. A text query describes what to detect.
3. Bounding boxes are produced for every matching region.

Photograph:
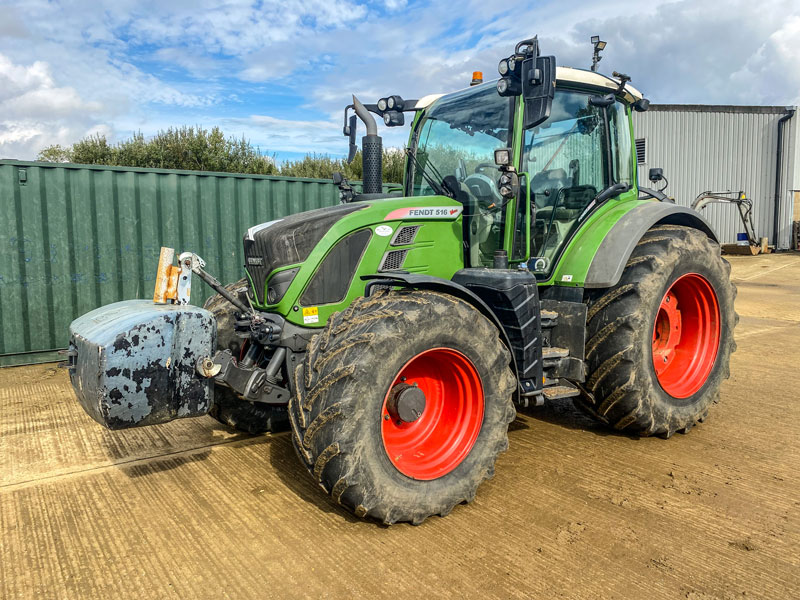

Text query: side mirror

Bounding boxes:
[649,167,663,182]
[633,98,650,112]
[345,114,357,164]
[521,55,556,130]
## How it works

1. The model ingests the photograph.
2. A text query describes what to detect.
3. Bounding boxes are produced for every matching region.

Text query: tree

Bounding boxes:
[36,127,405,183]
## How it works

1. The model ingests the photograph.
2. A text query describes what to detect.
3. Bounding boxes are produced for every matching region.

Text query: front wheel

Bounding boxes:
[577,225,737,437]
[288,289,517,525]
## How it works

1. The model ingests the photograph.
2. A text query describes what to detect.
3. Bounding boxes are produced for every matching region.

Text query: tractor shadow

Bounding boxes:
[516,398,643,440]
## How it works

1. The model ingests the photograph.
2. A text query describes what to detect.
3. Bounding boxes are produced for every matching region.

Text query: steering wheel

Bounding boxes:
[463,163,503,206]
[473,163,496,175]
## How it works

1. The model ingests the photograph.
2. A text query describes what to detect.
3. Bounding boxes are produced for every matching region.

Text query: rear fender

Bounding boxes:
[550,200,718,289]
[584,203,717,289]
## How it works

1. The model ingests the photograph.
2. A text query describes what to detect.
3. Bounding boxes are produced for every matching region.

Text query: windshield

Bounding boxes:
[409,83,513,266]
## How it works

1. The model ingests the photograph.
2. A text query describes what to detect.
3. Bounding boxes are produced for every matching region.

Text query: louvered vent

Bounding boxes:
[635,138,647,164]
[379,249,408,271]
[391,225,420,246]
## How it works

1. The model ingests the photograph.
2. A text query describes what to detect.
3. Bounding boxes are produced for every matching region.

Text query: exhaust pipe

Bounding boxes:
[352,95,383,194]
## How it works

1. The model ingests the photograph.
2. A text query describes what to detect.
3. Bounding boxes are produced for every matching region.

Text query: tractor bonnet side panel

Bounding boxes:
[68,300,216,430]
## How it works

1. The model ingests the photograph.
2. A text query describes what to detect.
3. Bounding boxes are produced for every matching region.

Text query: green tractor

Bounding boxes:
[67,37,736,525]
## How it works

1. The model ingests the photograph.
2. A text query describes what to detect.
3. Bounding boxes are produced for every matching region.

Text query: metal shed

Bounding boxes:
[633,104,800,249]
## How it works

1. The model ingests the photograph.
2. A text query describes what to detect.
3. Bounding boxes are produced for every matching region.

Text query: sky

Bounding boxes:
[1,0,799,162]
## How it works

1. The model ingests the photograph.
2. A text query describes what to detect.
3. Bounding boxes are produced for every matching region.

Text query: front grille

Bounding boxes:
[379,249,408,271]
[391,225,420,246]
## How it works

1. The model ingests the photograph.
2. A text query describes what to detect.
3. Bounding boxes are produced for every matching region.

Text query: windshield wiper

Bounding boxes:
[405,148,453,198]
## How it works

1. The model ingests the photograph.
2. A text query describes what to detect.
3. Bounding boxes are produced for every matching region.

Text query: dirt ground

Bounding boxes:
[1,254,798,599]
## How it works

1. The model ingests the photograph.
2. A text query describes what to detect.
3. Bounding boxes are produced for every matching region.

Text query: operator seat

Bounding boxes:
[530,168,570,209]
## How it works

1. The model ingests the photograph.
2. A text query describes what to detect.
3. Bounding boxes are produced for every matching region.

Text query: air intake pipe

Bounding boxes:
[352,95,383,194]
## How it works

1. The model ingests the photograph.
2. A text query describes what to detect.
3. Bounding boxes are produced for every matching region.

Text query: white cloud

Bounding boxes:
[0,0,799,161]
[731,15,800,105]
[0,54,105,159]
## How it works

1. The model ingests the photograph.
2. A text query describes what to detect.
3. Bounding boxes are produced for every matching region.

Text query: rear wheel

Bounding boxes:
[203,279,289,434]
[577,225,737,437]
[288,289,517,524]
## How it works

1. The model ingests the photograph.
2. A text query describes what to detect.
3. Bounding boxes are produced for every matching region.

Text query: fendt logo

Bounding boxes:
[384,206,463,221]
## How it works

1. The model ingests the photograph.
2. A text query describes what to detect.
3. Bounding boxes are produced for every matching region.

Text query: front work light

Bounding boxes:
[494,148,511,166]
[387,95,404,110]
[383,111,405,127]
[377,98,388,112]
[497,77,521,96]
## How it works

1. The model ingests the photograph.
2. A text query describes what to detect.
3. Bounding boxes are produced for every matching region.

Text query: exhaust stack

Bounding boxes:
[352,95,383,194]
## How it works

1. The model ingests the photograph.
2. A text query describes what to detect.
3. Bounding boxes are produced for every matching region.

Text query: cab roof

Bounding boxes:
[416,66,643,109]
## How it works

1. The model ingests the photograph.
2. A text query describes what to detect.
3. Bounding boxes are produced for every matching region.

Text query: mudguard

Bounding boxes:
[584,203,717,289]
[361,273,522,384]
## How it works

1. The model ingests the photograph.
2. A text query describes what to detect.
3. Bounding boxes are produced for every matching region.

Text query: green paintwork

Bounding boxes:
[254,195,465,327]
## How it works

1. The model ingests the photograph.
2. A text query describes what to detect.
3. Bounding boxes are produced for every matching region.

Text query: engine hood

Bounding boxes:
[243,203,366,303]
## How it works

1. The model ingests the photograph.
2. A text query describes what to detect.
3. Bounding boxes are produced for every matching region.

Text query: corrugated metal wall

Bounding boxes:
[0,161,348,365]
[632,105,799,248]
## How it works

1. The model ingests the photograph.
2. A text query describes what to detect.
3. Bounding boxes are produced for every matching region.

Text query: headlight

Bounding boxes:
[497,78,509,94]
[498,59,509,76]
[377,98,387,111]
[387,96,395,109]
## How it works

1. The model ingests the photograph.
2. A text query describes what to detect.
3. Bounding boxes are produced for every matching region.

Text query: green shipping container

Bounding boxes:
[0,160,350,366]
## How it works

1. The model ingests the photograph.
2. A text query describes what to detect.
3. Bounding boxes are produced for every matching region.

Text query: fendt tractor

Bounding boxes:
[67,37,736,525]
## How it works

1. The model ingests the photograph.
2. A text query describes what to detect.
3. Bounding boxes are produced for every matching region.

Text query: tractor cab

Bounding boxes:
[346,37,647,282]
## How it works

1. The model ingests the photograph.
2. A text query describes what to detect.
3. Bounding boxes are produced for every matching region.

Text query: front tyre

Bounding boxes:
[288,289,517,525]
[578,225,737,437]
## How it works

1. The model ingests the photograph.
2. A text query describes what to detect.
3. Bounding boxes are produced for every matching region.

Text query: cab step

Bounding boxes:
[542,382,581,400]
[541,309,558,329]
[542,346,569,361]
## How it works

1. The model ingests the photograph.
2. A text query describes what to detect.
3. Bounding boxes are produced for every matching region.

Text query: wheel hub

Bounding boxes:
[387,383,426,424]
[651,273,720,398]
[652,291,683,372]
[381,348,484,480]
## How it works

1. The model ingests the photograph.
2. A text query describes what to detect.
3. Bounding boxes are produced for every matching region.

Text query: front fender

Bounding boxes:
[361,273,519,381]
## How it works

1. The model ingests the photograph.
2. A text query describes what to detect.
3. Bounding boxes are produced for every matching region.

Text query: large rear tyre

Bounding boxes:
[203,279,289,434]
[288,289,517,525]
[577,225,737,437]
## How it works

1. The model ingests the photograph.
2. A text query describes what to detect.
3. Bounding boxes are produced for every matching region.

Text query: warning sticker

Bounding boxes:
[384,206,463,221]
[302,306,319,324]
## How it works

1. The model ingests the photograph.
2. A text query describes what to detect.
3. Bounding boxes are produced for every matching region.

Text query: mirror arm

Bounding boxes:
[595,182,631,204]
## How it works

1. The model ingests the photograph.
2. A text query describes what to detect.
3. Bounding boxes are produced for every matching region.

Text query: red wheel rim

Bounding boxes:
[652,273,720,398]
[381,348,484,480]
